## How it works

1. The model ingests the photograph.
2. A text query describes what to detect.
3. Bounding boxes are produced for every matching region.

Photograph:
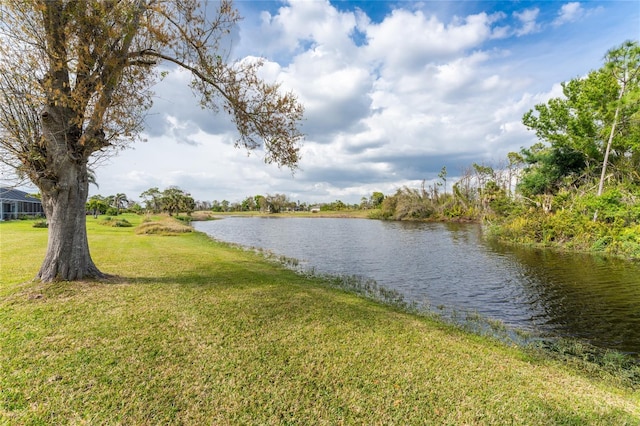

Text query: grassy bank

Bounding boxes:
[1,215,638,424]
[489,206,640,260]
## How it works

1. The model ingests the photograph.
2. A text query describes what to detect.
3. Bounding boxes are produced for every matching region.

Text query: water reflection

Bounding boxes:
[488,242,640,354]
[195,217,640,355]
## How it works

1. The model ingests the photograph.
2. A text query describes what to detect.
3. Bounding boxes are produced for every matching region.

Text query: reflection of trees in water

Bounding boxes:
[444,221,479,245]
[489,241,640,354]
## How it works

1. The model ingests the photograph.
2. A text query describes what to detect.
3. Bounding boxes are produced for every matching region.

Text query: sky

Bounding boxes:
[37,1,640,204]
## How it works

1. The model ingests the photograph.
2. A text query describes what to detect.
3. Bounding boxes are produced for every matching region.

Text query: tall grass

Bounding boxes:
[1,214,638,424]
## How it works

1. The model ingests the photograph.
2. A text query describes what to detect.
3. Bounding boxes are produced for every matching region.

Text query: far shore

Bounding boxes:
[196,209,372,219]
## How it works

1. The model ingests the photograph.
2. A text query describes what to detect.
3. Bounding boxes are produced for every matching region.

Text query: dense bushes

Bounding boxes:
[490,187,640,259]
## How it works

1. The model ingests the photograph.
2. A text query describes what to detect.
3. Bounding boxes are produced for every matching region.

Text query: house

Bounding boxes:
[0,187,44,221]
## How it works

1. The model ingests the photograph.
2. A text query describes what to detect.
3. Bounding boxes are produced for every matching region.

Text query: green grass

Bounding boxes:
[1,215,639,424]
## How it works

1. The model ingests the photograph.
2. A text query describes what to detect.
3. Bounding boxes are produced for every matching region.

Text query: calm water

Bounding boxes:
[194,217,640,355]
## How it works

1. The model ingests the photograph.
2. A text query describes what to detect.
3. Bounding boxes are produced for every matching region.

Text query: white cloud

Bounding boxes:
[364,10,498,71]
[86,0,638,204]
[553,2,584,26]
[513,8,541,36]
[257,0,359,59]
[552,2,602,27]
[284,53,373,140]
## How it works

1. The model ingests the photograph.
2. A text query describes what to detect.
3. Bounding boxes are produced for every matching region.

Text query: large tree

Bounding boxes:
[140,187,163,213]
[0,1,304,282]
[522,41,640,197]
[160,186,195,216]
[596,41,640,196]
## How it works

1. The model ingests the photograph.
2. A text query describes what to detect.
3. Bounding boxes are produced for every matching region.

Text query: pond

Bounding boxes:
[194,217,640,355]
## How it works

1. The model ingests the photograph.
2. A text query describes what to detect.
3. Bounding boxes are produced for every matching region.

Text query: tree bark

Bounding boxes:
[597,83,624,197]
[38,178,103,282]
[36,107,104,282]
[593,82,625,222]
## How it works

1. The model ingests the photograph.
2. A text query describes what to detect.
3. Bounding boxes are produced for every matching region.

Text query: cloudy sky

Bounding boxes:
[92,0,638,205]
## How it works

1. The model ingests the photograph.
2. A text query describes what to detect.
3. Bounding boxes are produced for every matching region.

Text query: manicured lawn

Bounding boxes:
[1,215,638,424]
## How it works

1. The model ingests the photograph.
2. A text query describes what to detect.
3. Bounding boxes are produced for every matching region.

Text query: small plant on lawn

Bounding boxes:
[99,217,132,227]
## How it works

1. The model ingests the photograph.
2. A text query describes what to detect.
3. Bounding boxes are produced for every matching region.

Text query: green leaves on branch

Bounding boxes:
[520,40,640,197]
[140,186,195,216]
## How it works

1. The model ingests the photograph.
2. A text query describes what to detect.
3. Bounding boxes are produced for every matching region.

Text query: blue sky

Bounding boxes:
[86,0,639,205]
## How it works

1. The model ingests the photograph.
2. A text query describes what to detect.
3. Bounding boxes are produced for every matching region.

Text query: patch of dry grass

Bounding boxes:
[135,216,193,235]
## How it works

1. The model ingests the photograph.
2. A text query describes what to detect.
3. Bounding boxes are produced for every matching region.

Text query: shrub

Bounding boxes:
[32,219,48,228]
[174,215,192,225]
[99,217,132,227]
[367,209,386,220]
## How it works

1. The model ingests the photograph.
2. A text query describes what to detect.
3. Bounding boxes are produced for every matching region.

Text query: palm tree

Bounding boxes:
[112,193,129,215]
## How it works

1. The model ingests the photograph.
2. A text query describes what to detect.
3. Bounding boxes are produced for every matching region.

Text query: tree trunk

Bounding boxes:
[37,164,104,282]
[597,86,624,197]
[593,83,625,222]
[36,107,104,282]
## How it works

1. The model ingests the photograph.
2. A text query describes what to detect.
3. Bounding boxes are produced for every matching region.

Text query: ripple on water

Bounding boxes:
[195,218,640,355]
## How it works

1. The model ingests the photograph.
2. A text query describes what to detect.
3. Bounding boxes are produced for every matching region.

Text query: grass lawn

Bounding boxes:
[1,214,639,424]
